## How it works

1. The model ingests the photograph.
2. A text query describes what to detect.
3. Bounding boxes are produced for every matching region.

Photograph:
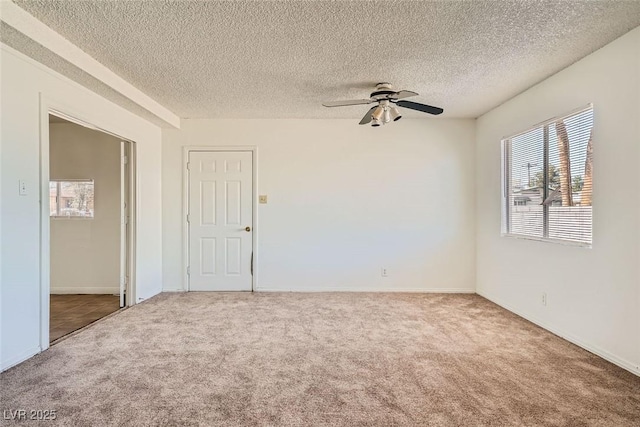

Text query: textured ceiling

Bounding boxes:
[1,22,170,127]
[7,0,640,120]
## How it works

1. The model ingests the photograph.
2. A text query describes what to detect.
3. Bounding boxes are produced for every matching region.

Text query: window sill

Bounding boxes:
[501,233,592,249]
[50,216,94,220]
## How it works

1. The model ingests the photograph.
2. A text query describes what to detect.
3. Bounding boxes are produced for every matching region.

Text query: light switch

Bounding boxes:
[259,195,268,204]
[19,180,27,196]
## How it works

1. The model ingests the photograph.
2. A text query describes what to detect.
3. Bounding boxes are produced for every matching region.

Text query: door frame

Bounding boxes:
[182,146,258,292]
[120,141,134,307]
[39,95,137,351]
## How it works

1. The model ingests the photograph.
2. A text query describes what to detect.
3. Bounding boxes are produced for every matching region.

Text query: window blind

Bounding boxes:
[504,106,593,245]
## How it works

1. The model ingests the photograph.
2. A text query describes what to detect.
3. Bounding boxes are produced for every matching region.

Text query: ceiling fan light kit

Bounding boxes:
[371,104,385,121]
[322,83,443,127]
[389,106,402,122]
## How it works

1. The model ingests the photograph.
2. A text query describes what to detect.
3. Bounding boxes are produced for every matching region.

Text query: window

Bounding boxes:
[503,106,593,245]
[50,180,95,218]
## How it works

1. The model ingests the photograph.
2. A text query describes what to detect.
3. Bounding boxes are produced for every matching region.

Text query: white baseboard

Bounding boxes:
[478,290,640,377]
[51,287,119,294]
[1,346,41,372]
[255,286,476,293]
[162,288,186,293]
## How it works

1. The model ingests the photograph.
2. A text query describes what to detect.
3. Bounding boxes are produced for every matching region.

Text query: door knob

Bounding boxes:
[245,226,251,232]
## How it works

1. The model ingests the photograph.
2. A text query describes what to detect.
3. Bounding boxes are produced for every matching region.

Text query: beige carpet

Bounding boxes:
[1,293,639,426]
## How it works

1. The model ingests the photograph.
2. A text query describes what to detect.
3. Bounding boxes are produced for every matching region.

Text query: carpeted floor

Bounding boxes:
[1,293,639,426]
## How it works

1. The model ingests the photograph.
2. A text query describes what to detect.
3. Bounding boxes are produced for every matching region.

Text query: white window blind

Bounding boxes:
[503,106,593,245]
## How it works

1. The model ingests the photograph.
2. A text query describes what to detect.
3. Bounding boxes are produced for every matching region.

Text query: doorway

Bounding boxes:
[186,150,254,291]
[47,113,134,342]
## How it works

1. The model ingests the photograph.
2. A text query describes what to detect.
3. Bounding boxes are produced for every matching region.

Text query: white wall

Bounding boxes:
[163,118,476,293]
[49,123,121,294]
[0,45,164,371]
[476,27,640,374]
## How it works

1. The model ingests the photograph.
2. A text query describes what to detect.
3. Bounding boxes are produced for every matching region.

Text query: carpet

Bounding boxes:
[1,293,639,426]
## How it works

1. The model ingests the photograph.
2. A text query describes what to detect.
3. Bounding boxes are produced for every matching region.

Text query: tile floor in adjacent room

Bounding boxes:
[50,294,121,342]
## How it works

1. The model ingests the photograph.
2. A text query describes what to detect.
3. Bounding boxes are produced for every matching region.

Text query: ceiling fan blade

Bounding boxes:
[359,106,377,125]
[322,99,374,107]
[392,90,418,100]
[395,100,444,115]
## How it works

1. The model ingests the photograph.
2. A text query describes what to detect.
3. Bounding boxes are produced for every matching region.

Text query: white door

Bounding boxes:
[188,151,253,291]
[119,141,128,307]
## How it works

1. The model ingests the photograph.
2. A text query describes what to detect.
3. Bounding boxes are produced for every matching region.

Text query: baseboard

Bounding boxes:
[255,287,476,293]
[478,290,640,377]
[1,346,41,372]
[162,288,186,293]
[51,287,119,294]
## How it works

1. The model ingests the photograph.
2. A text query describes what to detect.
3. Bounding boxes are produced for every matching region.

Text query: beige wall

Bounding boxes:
[475,27,640,375]
[163,118,476,292]
[1,45,163,371]
[49,122,121,294]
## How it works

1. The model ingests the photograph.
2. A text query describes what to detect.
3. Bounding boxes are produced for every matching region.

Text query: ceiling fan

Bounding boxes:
[322,83,443,126]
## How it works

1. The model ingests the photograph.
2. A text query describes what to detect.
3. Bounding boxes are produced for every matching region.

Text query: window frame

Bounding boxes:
[49,179,95,219]
[501,104,593,248]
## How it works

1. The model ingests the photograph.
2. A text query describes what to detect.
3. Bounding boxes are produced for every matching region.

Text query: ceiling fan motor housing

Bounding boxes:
[370,83,397,100]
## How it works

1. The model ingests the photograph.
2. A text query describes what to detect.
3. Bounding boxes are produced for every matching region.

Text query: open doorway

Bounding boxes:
[48,113,134,343]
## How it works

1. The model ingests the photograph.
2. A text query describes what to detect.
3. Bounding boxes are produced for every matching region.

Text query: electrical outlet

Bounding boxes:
[381,268,388,277]
[19,180,27,196]
[542,292,547,306]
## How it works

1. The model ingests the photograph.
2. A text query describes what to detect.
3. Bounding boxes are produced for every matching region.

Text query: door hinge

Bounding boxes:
[186,162,191,170]
[187,214,191,223]
[250,252,253,276]
[187,266,190,276]
[122,155,128,164]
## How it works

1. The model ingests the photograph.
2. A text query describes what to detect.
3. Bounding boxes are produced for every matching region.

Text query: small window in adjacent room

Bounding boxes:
[502,106,593,246]
[50,180,95,218]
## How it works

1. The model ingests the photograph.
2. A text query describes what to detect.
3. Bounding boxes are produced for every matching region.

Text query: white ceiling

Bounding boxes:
[6,1,640,121]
